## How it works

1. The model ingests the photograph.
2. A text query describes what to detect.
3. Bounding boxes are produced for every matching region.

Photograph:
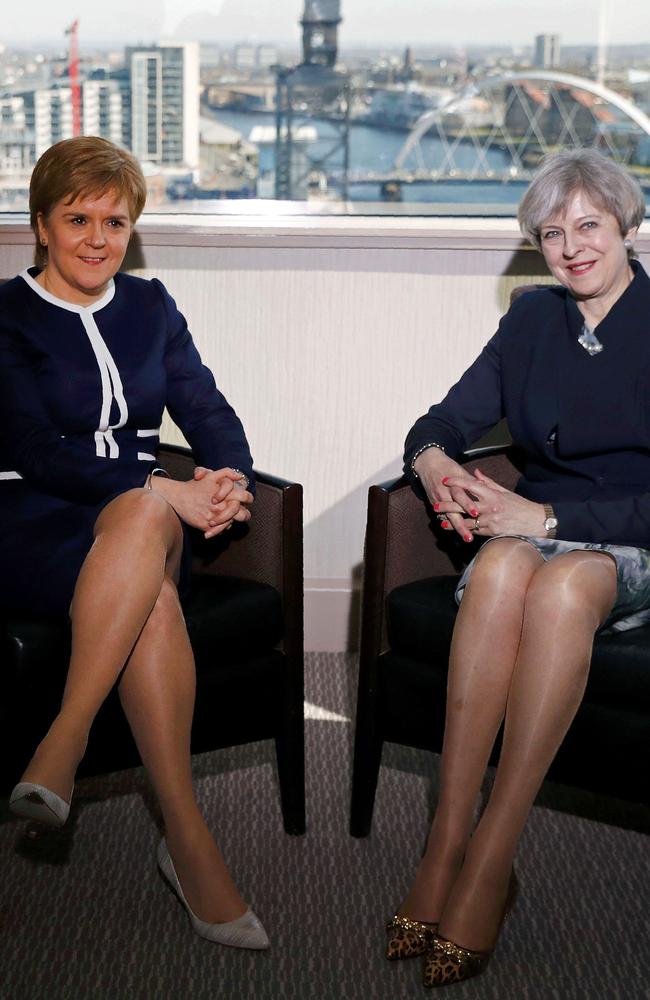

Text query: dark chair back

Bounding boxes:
[351,446,650,837]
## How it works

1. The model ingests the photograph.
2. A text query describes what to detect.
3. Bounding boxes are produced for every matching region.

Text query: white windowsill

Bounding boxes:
[1,211,647,253]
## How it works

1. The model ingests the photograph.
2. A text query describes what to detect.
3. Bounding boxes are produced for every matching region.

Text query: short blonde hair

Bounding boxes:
[30,136,147,266]
[518,148,646,249]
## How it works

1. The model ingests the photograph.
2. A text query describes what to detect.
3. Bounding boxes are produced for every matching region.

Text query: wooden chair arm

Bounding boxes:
[359,445,522,662]
[157,444,304,660]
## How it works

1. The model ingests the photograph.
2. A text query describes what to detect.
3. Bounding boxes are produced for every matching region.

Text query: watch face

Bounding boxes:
[545,516,558,530]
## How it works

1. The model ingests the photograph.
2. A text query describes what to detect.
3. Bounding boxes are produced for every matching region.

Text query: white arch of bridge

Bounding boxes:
[394,70,650,170]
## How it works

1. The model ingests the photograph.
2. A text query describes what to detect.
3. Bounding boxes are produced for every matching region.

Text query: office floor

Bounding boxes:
[1,653,649,1000]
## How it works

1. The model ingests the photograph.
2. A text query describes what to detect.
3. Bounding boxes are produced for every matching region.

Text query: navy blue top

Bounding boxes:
[0,268,254,503]
[0,269,254,616]
[404,261,650,549]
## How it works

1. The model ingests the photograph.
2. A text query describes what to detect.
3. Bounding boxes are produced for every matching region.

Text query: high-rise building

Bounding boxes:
[127,42,199,169]
[32,87,74,157]
[82,79,124,147]
[0,95,34,172]
[534,34,560,70]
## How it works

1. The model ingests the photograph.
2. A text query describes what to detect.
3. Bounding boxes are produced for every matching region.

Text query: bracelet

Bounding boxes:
[145,467,171,491]
[410,442,446,479]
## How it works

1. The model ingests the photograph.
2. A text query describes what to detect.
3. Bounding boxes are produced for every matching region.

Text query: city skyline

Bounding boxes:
[4,1,650,50]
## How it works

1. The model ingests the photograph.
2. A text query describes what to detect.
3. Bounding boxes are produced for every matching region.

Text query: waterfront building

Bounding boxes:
[234,46,257,72]
[534,34,561,69]
[82,79,124,147]
[628,69,650,112]
[363,83,453,130]
[128,42,199,169]
[257,46,278,69]
[204,84,274,113]
[504,81,548,139]
[33,86,74,156]
[0,96,33,171]
[198,116,258,198]
[200,45,222,69]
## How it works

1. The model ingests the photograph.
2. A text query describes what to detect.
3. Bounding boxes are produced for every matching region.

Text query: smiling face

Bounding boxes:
[539,188,637,322]
[36,189,132,305]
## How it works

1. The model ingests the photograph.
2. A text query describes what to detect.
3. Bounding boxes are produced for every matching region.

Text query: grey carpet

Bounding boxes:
[1,653,649,1000]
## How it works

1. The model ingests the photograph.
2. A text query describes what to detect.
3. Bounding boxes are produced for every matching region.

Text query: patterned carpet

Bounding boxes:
[1,653,649,1000]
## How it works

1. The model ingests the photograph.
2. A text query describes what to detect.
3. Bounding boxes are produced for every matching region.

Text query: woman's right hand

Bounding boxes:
[412,448,480,544]
[149,469,252,538]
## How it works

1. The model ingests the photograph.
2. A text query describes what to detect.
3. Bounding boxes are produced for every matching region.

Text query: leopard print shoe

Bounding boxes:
[422,868,519,987]
[422,935,490,987]
[385,914,438,961]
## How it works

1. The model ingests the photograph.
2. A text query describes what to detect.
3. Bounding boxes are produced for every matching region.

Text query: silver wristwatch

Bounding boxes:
[543,503,558,538]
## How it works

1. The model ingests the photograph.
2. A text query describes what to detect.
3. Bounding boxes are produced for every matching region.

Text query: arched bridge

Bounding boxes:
[353,71,650,186]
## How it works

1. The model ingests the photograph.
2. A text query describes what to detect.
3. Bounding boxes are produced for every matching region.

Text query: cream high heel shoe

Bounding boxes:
[157,839,270,950]
[9,782,71,828]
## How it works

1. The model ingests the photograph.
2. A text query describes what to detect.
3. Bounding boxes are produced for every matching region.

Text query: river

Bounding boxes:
[205,108,528,208]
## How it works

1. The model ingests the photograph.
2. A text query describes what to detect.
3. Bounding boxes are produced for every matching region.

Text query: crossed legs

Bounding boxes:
[400,538,617,951]
[18,488,247,922]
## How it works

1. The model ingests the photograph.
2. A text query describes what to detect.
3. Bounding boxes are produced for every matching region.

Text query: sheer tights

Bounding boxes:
[19,488,248,923]
[399,537,617,951]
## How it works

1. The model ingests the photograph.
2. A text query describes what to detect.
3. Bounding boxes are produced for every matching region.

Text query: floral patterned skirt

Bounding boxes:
[455,536,650,634]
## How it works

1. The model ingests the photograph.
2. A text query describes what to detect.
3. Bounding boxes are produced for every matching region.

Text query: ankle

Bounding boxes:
[399,844,465,924]
[423,830,467,872]
[462,830,518,888]
[45,713,89,758]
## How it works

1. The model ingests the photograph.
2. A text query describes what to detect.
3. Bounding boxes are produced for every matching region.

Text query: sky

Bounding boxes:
[5,0,649,50]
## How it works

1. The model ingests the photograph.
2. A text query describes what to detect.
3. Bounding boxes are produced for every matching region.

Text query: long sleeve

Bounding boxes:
[402,265,650,550]
[155,281,255,490]
[0,325,150,504]
[403,327,503,475]
[547,497,650,548]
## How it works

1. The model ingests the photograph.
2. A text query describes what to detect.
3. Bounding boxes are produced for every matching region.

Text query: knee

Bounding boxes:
[97,488,181,543]
[465,538,542,601]
[524,554,616,631]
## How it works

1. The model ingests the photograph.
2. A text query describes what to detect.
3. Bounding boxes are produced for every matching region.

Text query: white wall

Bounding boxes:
[2,216,648,648]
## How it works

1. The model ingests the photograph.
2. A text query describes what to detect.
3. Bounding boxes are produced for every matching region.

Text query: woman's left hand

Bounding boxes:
[193,466,254,535]
[439,468,547,538]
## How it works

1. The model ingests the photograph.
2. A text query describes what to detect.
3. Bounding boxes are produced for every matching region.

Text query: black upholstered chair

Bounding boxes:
[1,444,305,835]
[350,445,650,837]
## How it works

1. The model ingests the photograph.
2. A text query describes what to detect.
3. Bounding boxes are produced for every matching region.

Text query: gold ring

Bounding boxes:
[474,516,480,532]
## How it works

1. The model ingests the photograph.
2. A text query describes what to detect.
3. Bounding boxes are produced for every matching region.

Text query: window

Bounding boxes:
[1,1,649,216]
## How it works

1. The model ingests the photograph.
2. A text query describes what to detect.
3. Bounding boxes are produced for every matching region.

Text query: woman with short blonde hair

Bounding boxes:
[3,137,269,951]
[29,135,147,266]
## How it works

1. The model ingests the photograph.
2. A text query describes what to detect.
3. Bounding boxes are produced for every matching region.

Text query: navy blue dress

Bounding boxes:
[0,268,254,618]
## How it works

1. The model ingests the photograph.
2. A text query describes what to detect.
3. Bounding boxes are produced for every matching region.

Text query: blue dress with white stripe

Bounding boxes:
[0,268,254,617]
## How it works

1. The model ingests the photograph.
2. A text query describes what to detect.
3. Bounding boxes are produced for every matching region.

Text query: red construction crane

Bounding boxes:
[65,19,81,136]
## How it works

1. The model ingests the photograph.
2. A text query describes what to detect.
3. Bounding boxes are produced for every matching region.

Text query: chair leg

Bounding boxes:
[275,715,306,835]
[349,731,383,838]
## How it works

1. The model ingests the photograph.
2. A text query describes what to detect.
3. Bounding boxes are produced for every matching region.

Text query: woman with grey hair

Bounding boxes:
[387,149,647,987]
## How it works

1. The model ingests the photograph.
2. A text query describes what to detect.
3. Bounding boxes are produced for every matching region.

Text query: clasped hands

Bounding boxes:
[413,450,546,542]
[150,466,253,539]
